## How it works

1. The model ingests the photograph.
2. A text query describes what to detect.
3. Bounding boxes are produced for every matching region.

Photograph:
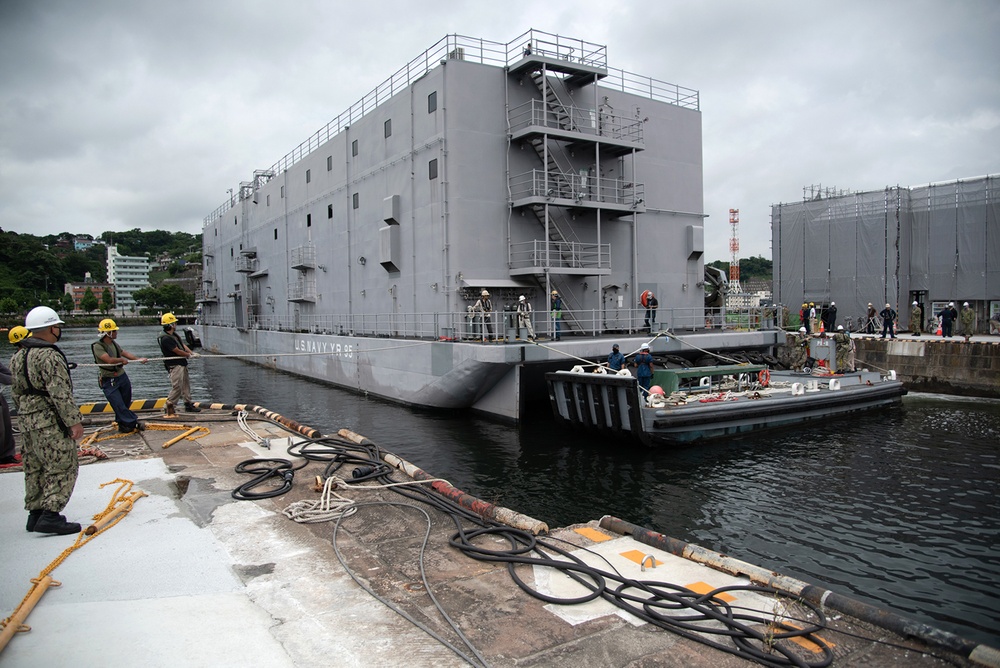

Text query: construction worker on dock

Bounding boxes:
[879,303,897,339]
[910,301,923,336]
[822,301,837,331]
[865,303,877,334]
[960,302,976,342]
[92,318,148,433]
[158,313,201,417]
[11,306,85,535]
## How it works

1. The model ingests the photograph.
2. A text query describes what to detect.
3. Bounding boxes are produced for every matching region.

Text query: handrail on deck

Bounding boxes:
[201,305,781,342]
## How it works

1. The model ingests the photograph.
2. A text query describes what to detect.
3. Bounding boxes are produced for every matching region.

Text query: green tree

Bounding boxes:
[101,287,114,314]
[158,284,193,312]
[61,292,75,313]
[706,256,773,281]
[131,286,159,311]
[0,296,17,314]
[81,288,99,314]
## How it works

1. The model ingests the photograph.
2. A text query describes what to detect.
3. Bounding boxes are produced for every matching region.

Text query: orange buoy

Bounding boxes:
[640,290,652,308]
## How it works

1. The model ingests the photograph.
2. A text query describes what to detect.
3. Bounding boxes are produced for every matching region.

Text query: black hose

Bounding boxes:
[231,458,305,500]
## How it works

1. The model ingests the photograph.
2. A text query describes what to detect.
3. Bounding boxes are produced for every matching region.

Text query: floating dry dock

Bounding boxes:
[1,404,997,667]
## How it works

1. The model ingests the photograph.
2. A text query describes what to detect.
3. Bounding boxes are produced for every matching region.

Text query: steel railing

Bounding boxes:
[509,240,610,271]
[198,305,783,341]
[510,169,644,208]
[508,99,644,143]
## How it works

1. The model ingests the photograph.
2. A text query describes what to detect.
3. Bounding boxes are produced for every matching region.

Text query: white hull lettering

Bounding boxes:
[293,337,354,358]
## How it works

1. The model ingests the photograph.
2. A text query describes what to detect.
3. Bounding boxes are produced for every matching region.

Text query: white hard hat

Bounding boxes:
[481,290,489,296]
[912,301,918,306]
[518,295,525,301]
[837,325,844,331]
[830,301,835,306]
[963,302,969,306]
[949,302,954,306]
[25,306,64,331]
[799,326,806,332]
[886,303,891,308]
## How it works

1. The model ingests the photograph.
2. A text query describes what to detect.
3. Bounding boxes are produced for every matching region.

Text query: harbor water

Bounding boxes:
[4,325,999,649]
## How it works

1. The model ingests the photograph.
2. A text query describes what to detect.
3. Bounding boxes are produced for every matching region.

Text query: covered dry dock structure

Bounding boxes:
[772,174,1000,333]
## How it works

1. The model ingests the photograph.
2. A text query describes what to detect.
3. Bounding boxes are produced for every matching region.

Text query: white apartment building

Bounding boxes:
[106,244,150,312]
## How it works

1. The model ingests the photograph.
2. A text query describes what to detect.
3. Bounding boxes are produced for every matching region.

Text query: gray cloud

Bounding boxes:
[1,0,997,262]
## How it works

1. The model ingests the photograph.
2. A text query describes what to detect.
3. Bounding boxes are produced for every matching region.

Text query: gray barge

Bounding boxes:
[546,364,907,445]
[198,29,743,421]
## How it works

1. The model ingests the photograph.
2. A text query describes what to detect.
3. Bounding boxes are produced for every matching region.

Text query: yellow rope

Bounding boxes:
[1,479,146,639]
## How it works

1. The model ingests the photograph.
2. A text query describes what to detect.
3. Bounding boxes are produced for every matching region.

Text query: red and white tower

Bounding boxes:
[728,208,742,294]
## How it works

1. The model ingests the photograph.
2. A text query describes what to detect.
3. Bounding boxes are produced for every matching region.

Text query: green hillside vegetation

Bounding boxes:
[706,255,772,281]
[0,228,201,318]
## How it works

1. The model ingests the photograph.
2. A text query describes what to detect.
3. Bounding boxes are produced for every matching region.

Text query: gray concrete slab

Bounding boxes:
[0,458,294,667]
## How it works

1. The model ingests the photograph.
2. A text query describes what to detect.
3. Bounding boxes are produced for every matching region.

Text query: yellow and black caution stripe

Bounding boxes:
[79,398,169,414]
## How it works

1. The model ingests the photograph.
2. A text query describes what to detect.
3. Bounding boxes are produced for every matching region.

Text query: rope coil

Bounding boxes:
[0,479,146,653]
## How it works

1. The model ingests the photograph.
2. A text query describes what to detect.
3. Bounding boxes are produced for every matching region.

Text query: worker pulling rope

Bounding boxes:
[0,479,146,654]
[531,330,672,372]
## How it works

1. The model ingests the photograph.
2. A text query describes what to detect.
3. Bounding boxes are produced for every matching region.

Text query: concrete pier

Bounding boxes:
[853,333,1000,398]
[1,405,995,667]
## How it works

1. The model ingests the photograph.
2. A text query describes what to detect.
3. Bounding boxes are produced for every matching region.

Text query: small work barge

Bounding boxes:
[546,364,907,446]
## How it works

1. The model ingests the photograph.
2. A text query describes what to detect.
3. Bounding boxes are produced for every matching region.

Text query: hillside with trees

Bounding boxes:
[0,228,200,317]
[706,255,772,282]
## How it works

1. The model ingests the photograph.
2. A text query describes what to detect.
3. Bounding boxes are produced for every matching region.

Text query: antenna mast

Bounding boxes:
[729,208,742,294]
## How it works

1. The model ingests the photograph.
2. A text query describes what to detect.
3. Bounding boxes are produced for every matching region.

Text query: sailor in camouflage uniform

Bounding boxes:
[833,325,853,372]
[960,302,976,342]
[11,306,85,535]
[793,327,810,371]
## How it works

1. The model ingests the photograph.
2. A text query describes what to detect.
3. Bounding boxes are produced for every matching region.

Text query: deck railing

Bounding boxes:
[508,99,644,144]
[509,169,644,207]
[199,305,783,342]
[509,240,610,272]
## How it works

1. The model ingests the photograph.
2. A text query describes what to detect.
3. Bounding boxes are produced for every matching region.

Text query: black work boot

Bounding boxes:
[184,402,201,413]
[26,509,43,532]
[32,510,82,535]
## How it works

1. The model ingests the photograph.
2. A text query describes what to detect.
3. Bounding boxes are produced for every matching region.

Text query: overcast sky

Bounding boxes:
[1,1,997,262]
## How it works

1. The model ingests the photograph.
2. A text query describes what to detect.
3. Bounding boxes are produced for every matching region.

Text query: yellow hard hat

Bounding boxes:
[98,318,119,333]
[551,290,558,295]
[8,325,31,345]
[161,312,178,325]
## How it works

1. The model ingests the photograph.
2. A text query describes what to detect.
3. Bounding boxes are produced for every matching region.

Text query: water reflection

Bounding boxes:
[2,327,997,647]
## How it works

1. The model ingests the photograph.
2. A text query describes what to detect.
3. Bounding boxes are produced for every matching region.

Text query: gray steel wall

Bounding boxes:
[202,55,704,326]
